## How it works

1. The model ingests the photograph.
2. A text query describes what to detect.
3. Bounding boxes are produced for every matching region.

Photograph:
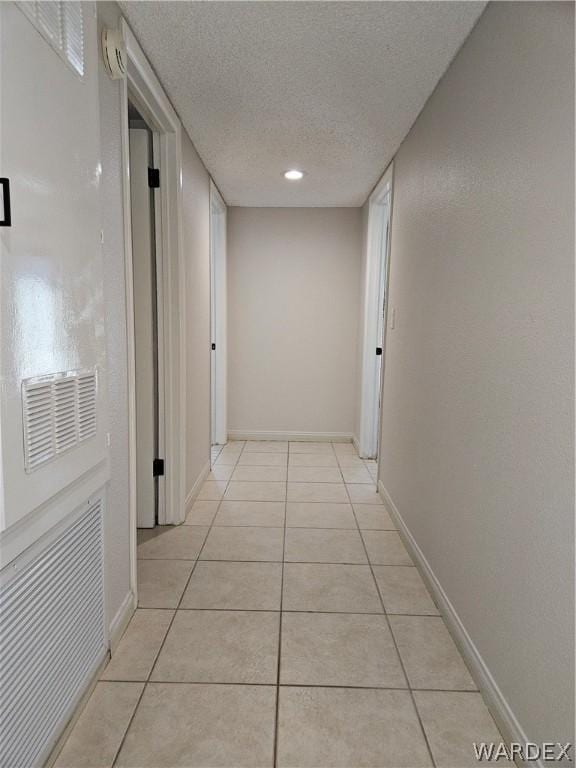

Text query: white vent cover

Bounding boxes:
[0,498,105,768]
[18,1,84,76]
[22,370,97,472]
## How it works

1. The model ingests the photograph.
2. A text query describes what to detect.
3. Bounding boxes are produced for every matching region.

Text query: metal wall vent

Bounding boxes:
[22,370,98,472]
[0,498,105,768]
[18,1,85,77]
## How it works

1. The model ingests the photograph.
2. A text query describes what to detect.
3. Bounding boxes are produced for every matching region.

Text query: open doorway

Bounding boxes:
[210,181,227,456]
[358,164,394,461]
[128,101,161,529]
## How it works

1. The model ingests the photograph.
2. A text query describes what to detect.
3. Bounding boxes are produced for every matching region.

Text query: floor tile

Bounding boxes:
[115,683,276,767]
[101,609,174,681]
[353,503,396,530]
[201,526,284,561]
[287,482,348,503]
[137,560,194,608]
[336,454,366,467]
[390,616,477,690]
[55,682,144,768]
[289,441,334,453]
[151,610,279,683]
[373,566,439,615]
[280,612,407,688]
[231,465,287,482]
[137,526,208,560]
[341,466,373,484]
[332,442,357,454]
[207,464,234,481]
[238,452,288,466]
[414,691,504,767]
[243,440,288,452]
[197,480,228,500]
[181,561,282,610]
[285,527,367,564]
[286,501,356,529]
[361,530,413,565]
[277,687,432,768]
[288,466,343,483]
[283,563,382,613]
[224,481,286,501]
[214,500,285,527]
[346,483,383,504]
[214,452,241,466]
[184,500,219,526]
[288,453,338,467]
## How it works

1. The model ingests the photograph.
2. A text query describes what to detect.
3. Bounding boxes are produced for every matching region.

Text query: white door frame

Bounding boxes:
[120,19,187,602]
[210,181,228,447]
[358,162,394,459]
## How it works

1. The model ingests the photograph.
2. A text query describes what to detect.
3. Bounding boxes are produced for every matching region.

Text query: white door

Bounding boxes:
[129,128,157,528]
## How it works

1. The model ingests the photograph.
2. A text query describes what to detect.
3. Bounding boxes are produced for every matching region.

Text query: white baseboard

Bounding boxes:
[108,589,136,653]
[184,460,211,514]
[378,481,534,767]
[352,434,361,454]
[228,430,353,443]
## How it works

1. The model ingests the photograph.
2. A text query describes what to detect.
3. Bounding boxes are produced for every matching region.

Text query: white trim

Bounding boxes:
[210,181,228,446]
[358,162,394,460]
[352,434,361,454]
[108,590,136,653]
[184,460,211,514]
[119,18,187,602]
[228,430,353,443]
[378,480,536,767]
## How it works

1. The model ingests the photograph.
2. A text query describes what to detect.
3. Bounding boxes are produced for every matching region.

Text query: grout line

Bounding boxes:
[138,556,413,566]
[111,443,243,767]
[340,466,438,768]
[272,441,289,768]
[100,679,479,693]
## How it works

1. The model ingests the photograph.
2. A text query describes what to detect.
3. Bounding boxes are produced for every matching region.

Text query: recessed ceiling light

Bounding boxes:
[284,169,304,181]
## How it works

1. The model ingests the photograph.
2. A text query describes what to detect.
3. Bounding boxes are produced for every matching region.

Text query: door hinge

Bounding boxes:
[148,168,160,188]
[153,458,165,477]
[376,347,383,356]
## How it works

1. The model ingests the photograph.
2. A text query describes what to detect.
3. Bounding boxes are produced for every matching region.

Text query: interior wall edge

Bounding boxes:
[184,460,211,514]
[107,589,137,653]
[378,480,541,767]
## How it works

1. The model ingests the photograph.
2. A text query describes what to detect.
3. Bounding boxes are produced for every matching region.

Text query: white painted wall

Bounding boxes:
[377,1,574,746]
[227,207,362,438]
[181,133,212,501]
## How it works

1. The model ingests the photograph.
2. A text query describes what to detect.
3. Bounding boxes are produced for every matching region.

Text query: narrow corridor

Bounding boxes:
[56,441,503,768]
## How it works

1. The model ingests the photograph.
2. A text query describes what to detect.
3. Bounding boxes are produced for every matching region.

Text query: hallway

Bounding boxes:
[1,2,573,765]
[56,440,502,768]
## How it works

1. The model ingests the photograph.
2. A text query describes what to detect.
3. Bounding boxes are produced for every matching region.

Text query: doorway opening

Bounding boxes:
[358,164,394,461]
[128,101,161,529]
[119,18,188,605]
[210,181,227,455]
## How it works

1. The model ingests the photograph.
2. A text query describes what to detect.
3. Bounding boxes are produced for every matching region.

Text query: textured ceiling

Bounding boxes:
[120,1,486,206]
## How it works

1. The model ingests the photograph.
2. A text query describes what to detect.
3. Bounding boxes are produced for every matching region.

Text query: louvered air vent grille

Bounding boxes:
[22,370,98,472]
[0,499,105,768]
[18,1,84,76]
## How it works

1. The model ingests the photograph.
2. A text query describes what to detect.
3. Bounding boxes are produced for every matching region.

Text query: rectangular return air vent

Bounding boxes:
[18,1,85,77]
[0,498,106,768]
[22,370,97,472]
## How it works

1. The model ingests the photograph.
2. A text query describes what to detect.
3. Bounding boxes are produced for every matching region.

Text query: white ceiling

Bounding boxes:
[120,1,486,207]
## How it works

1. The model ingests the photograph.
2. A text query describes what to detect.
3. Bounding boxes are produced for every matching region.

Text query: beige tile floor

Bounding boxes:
[56,440,505,768]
